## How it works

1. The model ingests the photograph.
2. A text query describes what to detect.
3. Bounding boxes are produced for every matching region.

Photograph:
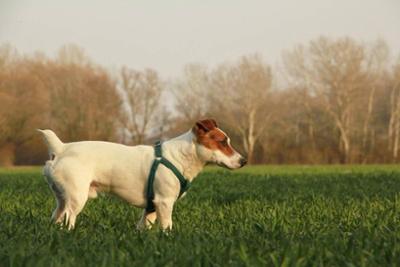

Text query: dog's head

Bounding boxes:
[192,119,247,169]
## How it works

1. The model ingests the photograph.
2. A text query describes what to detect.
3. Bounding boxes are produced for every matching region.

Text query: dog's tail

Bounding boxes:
[37,129,65,157]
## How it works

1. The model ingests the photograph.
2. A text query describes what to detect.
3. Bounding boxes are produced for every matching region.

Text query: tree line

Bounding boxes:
[0,36,399,166]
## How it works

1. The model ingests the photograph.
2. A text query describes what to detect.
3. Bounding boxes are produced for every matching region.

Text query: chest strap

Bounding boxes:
[146,141,191,212]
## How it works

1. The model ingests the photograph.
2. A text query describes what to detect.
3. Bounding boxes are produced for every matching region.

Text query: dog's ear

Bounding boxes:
[193,119,218,135]
[207,119,218,128]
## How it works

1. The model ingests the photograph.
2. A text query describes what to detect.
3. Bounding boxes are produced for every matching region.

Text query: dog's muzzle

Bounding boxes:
[239,157,247,167]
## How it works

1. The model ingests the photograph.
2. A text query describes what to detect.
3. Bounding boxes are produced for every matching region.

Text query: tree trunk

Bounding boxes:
[388,81,400,155]
[394,114,400,162]
[337,123,351,164]
[362,85,376,160]
[343,136,350,164]
[0,142,16,167]
[246,142,254,164]
[240,110,257,164]
[247,109,256,164]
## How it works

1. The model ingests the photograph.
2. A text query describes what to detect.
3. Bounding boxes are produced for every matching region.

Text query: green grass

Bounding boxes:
[1,165,400,266]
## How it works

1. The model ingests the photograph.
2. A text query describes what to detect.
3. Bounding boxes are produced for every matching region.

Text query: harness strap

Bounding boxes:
[146,141,191,212]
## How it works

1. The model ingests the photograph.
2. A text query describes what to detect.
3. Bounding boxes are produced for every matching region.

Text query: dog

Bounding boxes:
[38,119,247,230]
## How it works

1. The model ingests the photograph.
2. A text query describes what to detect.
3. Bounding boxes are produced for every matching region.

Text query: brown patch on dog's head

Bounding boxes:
[193,119,234,156]
[194,119,217,133]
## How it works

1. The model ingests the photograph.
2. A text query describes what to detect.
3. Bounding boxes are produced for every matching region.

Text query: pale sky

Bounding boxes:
[0,0,399,79]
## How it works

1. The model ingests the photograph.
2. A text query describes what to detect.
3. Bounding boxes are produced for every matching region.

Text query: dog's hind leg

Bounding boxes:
[43,161,67,224]
[50,182,67,224]
[63,183,90,230]
[44,157,92,230]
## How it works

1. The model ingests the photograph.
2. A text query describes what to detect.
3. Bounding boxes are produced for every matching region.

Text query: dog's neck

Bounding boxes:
[162,130,206,181]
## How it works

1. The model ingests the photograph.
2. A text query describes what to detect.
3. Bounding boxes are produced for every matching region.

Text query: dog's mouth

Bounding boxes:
[216,162,234,170]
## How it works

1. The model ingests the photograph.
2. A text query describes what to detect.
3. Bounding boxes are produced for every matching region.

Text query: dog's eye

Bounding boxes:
[220,139,228,146]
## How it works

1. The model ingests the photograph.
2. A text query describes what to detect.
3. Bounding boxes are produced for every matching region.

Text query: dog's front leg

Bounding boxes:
[155,199,174,230]
[136,210,157,230]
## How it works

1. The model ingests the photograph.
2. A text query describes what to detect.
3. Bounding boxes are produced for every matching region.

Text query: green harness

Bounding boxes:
[145,141,191,212]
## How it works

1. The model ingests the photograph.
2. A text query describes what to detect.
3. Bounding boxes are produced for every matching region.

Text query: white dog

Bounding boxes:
[38,119,246,230]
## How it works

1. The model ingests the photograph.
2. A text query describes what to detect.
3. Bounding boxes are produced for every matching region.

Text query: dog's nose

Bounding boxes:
[239,157,247,167]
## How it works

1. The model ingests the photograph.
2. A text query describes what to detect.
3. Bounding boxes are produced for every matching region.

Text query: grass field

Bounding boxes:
[1,165,400,266]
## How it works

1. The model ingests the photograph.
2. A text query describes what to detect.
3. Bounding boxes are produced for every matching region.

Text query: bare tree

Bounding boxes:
[0,37,399,165]
[0,50,48,165]
[119,67,163,144]
[388,61,400,161]
[172,64,211,129]
[210,55,273,163]
[57,44,91,66]
[44,46,122,142]
[359,40,389,161]
[283,37,383,163]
